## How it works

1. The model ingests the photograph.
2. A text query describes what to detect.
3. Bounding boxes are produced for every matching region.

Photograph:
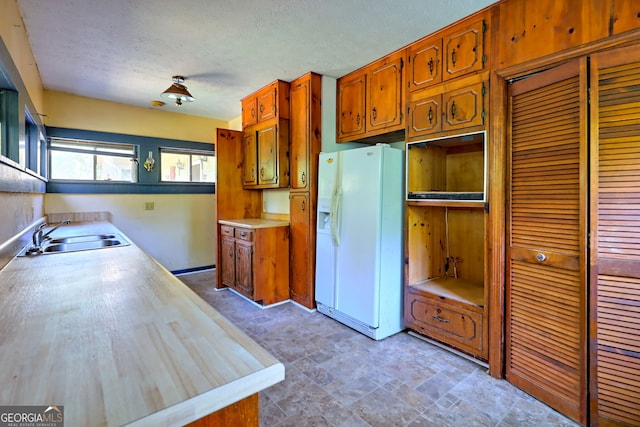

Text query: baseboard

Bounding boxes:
[172,265,216,276]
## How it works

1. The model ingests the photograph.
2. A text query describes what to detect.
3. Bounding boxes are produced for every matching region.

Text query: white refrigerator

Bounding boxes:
[315,144,404,340]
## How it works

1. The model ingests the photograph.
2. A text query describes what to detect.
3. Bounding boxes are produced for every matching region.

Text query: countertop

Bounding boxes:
[218,218,290,229]
[0,221,284,426]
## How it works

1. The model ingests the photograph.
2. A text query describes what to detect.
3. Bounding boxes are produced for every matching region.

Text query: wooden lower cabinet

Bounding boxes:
[405,283,486,358]
[219,223,289,306]
[289,192,316,309]
[186,393,258,426]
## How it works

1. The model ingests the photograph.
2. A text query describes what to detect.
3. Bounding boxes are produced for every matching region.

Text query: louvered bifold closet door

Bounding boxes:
[590,44,640,427]
[506,59,587,425]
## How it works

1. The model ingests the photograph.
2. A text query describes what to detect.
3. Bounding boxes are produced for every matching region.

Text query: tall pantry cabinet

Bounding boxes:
[289,72,322,309]
[505,44,640,426]
[404,10,490,363]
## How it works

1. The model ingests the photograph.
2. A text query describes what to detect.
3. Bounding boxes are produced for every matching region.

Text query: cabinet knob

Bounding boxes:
[260,167,265,178]
[301,199,305,212]
[536,253,547,262]
[432,315,449,323]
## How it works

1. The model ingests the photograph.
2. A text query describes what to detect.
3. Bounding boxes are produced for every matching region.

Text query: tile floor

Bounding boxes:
[178,270,580,427]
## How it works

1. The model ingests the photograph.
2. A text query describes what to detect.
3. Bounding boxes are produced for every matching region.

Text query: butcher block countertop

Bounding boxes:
[218,218,289,229]
[0,221,284,426]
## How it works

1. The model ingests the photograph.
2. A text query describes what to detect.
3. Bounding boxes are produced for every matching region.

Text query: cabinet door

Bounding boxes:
[235,240,254,297]
[290,78,310,191]
[220,235,236,287]
[442,81,485,132]
[241,131,257,186]
[506,59,587,425]
[443,20,484,81]
[290,193,313,307]
[337,72,366,141]
[408,37,442,92]
[241,96,257,128]
[256,124,278,185]
[408,93,441,139]
[257,85,277,122]
[368,51,405,132]
[590,44,640,427]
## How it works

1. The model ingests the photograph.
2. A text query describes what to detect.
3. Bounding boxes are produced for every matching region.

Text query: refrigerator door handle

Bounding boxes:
[330,153,342,246]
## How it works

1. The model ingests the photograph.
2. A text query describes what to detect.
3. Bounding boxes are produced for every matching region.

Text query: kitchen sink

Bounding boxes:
[48,234,117,244]
[18,233,130,256]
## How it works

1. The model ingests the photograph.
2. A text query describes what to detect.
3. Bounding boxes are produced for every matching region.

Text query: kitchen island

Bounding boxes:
[0,221,284,426]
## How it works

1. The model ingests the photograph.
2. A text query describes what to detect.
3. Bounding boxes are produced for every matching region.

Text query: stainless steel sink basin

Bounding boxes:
[42,239,125,253]
[48,234,117,244]
[18,233,130,256]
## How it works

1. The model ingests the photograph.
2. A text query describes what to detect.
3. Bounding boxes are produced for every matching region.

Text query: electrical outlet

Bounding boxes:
[144,202,155,211]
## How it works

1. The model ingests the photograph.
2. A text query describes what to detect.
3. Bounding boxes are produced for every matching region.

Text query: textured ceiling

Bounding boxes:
[16,0,495,121]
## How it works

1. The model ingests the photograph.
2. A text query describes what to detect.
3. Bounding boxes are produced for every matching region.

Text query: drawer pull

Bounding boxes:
[433,315,449,323]
[428,57,434,75]
[536,253,547,262]
[428,106,433,124]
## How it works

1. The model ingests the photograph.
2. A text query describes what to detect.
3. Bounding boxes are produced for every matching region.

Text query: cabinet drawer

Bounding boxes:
[405,290,485,358]
[220,225,235,237]
[234,228,254,242]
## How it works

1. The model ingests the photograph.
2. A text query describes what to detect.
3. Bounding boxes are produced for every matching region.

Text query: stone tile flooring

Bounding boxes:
[178,270,581,427]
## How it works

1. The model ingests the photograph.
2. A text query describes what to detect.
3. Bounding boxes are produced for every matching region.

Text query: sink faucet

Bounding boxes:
[32,220,71,248]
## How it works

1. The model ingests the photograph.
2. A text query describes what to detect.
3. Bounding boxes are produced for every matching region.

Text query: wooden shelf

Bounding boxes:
[408,277,484,307]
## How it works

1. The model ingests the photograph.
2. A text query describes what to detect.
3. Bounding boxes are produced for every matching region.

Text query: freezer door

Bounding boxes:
[315,152,338,306]
[335,146,384,327]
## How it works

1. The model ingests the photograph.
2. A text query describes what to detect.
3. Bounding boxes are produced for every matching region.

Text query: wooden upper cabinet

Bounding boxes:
[337,50,405,142]
[337,71,366,141]
[241,97,258,128]
[256,85,277,122]
[290,72,322,192]
[442,81,485,131]
[443,19,485,81]
[408,15,486,93]
[241,80,291,189]
[408,37,442,92]
[368,50,405,133]
[408,74,486,141]
[241,131,257,186]
[241,80,290,129]
[256,124,278,186]
[243,119,289,189]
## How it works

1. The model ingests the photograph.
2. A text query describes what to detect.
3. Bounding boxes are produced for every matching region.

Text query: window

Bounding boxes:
[160,148,215,183]
[49,138,136,182]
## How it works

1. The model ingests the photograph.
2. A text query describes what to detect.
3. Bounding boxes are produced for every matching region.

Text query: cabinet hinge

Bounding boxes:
[482,54,487,65]
[482,84,487,96]
[400,58,404,69]
[587,87,591,105]
[482,21,487,33]
[484,202,489,214]
[482,110,486,123]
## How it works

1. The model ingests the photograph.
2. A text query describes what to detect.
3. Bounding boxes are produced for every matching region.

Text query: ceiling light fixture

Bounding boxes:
[161,76,195,106]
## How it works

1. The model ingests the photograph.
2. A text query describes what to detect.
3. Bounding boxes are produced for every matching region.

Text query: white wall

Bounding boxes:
[44,193,215,272]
